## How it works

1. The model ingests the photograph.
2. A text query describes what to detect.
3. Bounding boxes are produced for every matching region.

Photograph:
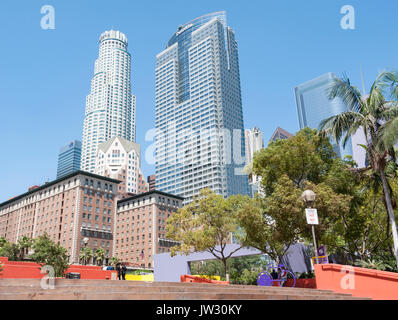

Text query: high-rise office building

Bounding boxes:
[155,11,250,203]
[56,140,82,179]
[81,30,135,173]
[295,73,353,159]
[95,136,149,196]
[295,73,367,167]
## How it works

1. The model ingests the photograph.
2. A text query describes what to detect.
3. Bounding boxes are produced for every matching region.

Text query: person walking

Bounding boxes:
[121,264,127,280]
[116,263,122,280]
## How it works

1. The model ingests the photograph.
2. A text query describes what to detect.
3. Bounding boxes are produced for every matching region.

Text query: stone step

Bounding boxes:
[0,279,332,294]
[0,279,371,300]
[0,291,369,300]
[0,284,353,297]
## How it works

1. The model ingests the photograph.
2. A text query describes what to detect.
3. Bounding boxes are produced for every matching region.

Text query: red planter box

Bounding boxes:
[0,257,116,280]
[315,263,398,300]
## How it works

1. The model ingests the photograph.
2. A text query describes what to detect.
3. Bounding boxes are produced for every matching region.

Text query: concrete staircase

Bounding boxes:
[0,279,371,300]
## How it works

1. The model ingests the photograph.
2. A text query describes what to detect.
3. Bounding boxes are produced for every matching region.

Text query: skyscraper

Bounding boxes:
[155,12,250,203]
[56,140,81,179]
[295,72,353,159]
[81,30,135,173]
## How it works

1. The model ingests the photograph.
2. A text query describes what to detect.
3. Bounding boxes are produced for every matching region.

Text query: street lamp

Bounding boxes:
[301,190,319,265]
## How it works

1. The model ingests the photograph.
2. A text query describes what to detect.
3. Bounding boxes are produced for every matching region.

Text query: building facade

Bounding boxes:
[269,127,293,143]
[155,11,249,204]
[81,30,136,173]
[95,136,149,196]
[114,191,183,268]
[244,127,264,197]
[147,175,156,191]
[295,72,354,159]
[56,140,82,179]
[0,171,120,265]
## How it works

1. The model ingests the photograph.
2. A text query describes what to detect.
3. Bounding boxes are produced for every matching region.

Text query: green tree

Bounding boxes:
[236,189,300,265]
[319,70,398,266]
[30,233,69,278]
[0,237,7,248]
[252,127,335,195]
[250,129,354,261]
[0,241,19,261]
[17,236,33,261]
[79,247,93,265]
[95,248,105,266]
[166,188,248,278]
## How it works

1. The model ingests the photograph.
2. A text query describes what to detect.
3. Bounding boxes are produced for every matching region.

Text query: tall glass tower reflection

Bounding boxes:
[155,11,249,203]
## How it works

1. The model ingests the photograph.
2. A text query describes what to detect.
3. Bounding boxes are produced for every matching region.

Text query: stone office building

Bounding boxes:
[0,171,120,265]
[114,191,183,268]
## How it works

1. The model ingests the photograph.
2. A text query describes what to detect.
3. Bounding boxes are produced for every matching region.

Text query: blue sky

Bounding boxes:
[0,0,397,202]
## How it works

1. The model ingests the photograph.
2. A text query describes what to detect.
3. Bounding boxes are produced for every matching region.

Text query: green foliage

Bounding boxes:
[79,247,93,265]
[354,259,397,272]
[94,248,105,266]
[110,256,121,267]
[236,181,305,264]
[250,125,398,266]
[0,241,20,261]
[17,236,33,261]
[252,128,335,194]
[190,255,269,284]
[319,70,398,266]
[166,188,248,276]
[30,233,69,278]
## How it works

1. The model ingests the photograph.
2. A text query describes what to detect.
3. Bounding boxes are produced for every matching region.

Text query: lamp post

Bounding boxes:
[301,190,319,265]
[83,237,89,265]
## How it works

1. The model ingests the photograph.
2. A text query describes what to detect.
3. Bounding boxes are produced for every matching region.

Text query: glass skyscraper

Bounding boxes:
[155,11,250,203]
[81,30,135,173]
[56,140,82,179]
[295,72,353,159]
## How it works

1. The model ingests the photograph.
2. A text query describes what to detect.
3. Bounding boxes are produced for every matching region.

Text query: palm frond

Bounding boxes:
[319,111,363,146]
[380,117,398,150]
[375,70,398,100]
[327,75,363,112]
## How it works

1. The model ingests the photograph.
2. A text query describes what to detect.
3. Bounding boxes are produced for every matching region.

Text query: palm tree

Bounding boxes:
[79,248,86,265]
[79,247,93,265]
[17,236,33,261]
[319,70,398,266]
[84,247,93,265]
[110,256,121,268]
[95,248,105,266]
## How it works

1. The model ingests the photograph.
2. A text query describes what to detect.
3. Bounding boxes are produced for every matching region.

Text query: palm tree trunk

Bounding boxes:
[380,166,398,267]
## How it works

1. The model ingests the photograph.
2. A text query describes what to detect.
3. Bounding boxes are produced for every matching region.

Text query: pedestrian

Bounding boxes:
[116,263,122,280]
[121,264,127,280]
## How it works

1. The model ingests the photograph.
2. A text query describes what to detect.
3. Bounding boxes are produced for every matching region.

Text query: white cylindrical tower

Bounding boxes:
[81,30,135,173]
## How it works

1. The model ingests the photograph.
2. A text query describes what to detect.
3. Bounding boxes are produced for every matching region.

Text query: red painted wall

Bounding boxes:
[0,257,116,280]
[315,263,398,300]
